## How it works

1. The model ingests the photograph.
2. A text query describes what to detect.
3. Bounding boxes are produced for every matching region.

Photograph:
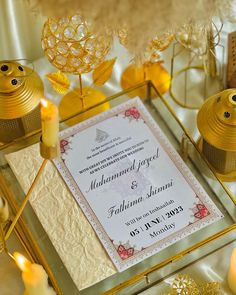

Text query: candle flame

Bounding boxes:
[13,252,31,272]
[41,98,49,108]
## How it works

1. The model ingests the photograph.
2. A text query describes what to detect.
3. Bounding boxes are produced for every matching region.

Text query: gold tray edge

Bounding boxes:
[104,223,236,294]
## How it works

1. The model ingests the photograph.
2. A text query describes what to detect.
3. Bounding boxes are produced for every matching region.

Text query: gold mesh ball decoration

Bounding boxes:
[42,15,111,74]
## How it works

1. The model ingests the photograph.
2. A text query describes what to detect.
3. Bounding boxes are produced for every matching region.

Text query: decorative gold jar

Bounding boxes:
[197,88,236,181]
[0,60,44,143]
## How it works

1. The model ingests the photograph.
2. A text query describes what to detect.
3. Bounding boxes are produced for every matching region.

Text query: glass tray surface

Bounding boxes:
[0,82,235,295]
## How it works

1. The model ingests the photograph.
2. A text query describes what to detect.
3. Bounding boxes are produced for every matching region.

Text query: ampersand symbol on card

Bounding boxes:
[131,181,137,190]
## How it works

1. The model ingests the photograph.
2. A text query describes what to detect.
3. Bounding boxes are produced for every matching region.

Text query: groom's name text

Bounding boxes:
[86,148,160,192]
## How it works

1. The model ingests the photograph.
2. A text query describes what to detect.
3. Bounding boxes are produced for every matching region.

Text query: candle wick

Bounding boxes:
[7,251,15,260]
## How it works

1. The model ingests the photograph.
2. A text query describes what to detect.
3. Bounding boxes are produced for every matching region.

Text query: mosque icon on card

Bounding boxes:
[95,129,109,143]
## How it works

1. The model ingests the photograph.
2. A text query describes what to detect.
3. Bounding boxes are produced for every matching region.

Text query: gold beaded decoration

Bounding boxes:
[42,15,111,74]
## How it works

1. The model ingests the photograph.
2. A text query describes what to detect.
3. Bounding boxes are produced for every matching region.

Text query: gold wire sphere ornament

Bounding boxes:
[41,15,111,74]
[197,89,236,181]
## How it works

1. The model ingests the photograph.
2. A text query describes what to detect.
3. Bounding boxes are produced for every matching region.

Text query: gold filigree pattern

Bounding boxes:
[172,274,199,295]
[200,282,221,294]
[163,274,221,295]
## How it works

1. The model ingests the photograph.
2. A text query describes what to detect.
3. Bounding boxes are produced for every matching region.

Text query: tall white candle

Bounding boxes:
[41,98,59,148]
[228,248,236,294]
[14,252,56,295]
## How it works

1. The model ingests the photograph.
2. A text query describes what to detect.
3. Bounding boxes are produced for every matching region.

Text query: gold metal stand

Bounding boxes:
[0,223,6,253]
[40,140,60,160]
[5,159,48,241]
[170,42,224,109]
[59,87,108,126]
[5,139,60,241]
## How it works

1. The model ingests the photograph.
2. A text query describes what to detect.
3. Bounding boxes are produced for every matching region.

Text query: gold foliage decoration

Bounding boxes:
[92,58,117,86]
[46,71,70,94]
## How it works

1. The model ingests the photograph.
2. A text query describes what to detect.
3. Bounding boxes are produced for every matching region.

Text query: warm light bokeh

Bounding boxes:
[41,98,49,108]
[13,252,31,272]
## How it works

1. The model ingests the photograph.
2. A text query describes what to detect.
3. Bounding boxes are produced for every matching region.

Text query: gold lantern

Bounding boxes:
[197,89,236,181]
[0,60,44,143]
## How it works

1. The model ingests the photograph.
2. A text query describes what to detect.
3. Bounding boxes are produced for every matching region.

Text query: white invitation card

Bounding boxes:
[54,97,223,271]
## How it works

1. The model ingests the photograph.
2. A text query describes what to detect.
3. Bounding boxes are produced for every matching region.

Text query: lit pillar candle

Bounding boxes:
[41,99,59,148]
[228,248,236,294]
[14,252,56,295]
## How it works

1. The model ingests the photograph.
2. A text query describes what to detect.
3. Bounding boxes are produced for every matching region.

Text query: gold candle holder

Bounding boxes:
[40,137,60,160]
[197,88,236,181]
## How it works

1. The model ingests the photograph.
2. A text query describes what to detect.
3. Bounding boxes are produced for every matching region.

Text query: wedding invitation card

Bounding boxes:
[54,97,223,271]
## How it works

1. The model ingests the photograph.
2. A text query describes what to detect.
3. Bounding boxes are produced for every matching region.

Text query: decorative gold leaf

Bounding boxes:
[92,58,117,86]
[46,71,70,94]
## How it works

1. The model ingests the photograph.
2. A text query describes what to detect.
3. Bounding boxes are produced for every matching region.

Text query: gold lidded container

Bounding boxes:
[0,60,44,143]
[197,88,236,181]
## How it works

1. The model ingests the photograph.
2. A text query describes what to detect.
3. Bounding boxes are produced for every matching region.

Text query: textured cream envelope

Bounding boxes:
[6,144,116,290]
